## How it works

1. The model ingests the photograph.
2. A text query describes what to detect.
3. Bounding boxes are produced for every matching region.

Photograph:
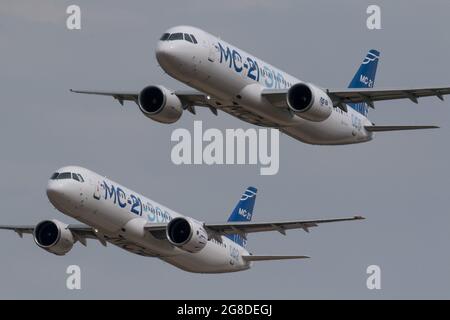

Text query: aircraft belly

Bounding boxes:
[280,113,366,145]
[162,243,246,274]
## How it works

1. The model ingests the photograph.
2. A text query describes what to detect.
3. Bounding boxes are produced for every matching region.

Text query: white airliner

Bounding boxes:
[0,166,363,273]
[71,26,450,145]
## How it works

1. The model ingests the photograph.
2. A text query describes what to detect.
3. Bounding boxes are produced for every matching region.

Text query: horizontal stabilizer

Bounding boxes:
[242,255,310,262]
[365,125,439,132]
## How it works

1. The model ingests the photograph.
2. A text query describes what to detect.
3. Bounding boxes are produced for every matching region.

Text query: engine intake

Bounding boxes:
[138,85,183,124]
[166,217,208,253]
[287,83,332,122]
[33,220,74,256]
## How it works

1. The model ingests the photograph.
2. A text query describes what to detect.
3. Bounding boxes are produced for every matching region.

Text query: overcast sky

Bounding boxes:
[1,0,450,299]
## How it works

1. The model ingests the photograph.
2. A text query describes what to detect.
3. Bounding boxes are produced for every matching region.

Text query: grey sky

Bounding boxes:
[1,0,449,299]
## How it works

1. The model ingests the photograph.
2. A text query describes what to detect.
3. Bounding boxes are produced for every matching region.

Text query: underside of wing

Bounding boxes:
[328,87,450,107]
[143,216,364,240]
[204,216,364,236]
[71,88,211,109]
[242,255,310,262]
[262,86,450,110]
[365,125,439,132]
[0,223,107,246]
[70,89,139,105]
[0,225,34,237]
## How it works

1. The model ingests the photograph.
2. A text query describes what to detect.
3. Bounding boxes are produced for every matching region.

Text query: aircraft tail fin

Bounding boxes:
[226,187,257,248]
[347,49,380,116]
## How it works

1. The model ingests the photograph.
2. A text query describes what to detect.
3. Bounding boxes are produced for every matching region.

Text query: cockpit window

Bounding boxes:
[169,33,183,41]
[160,33,170,41]
[184,33,193,43]
[51,171,85,181]
[57,172,71,180]
[50,172,59,180]
[190,34,198,44]
[72,173,85,182]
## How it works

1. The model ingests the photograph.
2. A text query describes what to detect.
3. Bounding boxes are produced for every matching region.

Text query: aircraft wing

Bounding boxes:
[241,255,310,261]
[144,216,364,236]
[0,225,35,237]
[242,255,310,261]
[364,125,439,132]
[2,216,363,246]
[72,85,450,111]
[203,216,364,236]
[69,89,139,105]
[70,89,215,114]
[0,224,107,246]
[262,86,450,109]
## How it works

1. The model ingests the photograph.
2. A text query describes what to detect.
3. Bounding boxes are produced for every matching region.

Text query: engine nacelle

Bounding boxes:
[166,217,208,253]
[138,85,183,124]
[33,219,74,256]
[287,83,333,122]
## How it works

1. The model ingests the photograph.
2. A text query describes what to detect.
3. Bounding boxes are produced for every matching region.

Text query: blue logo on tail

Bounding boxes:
[226,186,257,247]
[348,49,380,116]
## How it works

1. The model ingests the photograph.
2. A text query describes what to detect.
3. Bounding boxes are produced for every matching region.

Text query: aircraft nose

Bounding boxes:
[156,39,190,68]
[46,180,64,204]
[155,41,176,64]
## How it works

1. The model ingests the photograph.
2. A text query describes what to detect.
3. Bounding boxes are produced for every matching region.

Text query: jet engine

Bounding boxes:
[33,219,75,256]
[287,83,333,122]
[166,217,208,253]
[138,85,183,124]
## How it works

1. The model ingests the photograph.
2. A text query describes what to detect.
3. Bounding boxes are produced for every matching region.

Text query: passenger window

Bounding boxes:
[169,33,183,41]
[50,172,59,180]
[72,173,80,182]
[190,34,198,44]
[184,33,193,43]
[160,33,170,41]
[57,172,71,180]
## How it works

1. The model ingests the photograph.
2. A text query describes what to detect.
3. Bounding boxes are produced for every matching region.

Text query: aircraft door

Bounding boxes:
[196,38,218,81]
[207,41,218,63]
